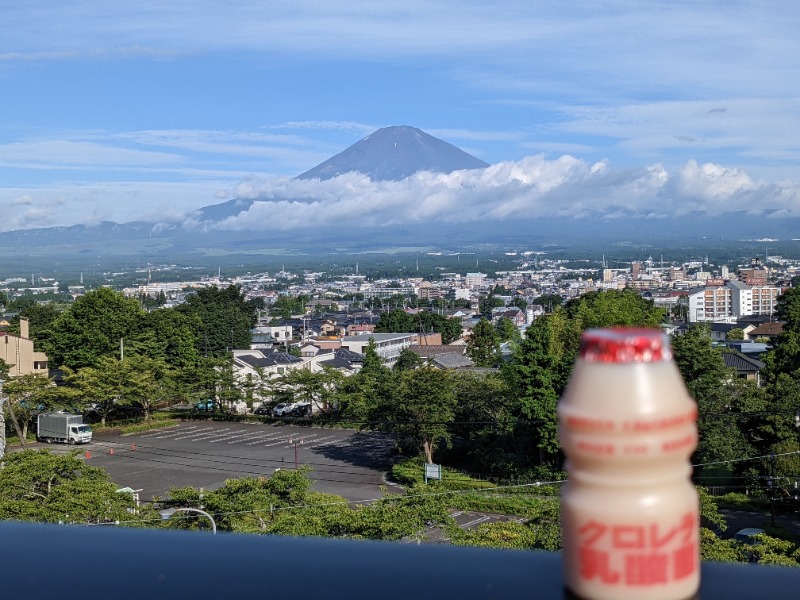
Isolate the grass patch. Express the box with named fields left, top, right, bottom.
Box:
left=391, top=457, right=563, bottom=519
left=713, top=492, right=769, bottom=512
left=391, top=457, right=494, bottom=490
left=120, top=419, right=180, bottom=435
left=447, top=490, right=560, bottom=519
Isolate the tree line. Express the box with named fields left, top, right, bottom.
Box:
left=1, top=285, right=261, bottom=440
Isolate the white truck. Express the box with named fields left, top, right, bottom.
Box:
left=37, top=413, right=93, bottom=445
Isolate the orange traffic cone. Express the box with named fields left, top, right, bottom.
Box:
left=109, top=447, right=115, bottom=456
left=85, top=450, right=91, bottom=459
left=131, top=443, right=136, bottom=451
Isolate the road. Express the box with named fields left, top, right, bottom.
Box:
left=719, top=508, right=800, bottom=541
left=39, top=420, right=400, bottom=503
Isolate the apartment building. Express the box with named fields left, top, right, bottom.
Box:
left=687, top=281, right=781, bottom=322
left=687, top=286, right=732, bottom=322
left=340, top=333, right=416, bottom=366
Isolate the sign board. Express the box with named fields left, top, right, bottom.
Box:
left=424, top=463, right=442, bottom=483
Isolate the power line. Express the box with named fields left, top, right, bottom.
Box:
left=692, top=449, right=800, bottom=468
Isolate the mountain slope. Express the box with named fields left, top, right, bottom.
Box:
left=296, top=125, right=489, bottom=181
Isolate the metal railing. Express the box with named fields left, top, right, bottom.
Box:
left=2, top=521, right=799, bottom=599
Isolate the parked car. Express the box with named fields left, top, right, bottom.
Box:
left=254, top=404, right=271, bottom=416
left=193, top=399, right=216, bottom=411
left=734, top=528, right=765, bottom=545
left=272, top=402, right=293, bottom=417
left=272, top=401, right=312, bottom=417
left=290, top=403, right=312, bottom=417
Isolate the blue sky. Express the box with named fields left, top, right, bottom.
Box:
left=1, top=1, right=799, bottom=232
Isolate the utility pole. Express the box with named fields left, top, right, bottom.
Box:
left=287, top=436, right=304, bottom=469
left=0, top=379, right=5, bottom=459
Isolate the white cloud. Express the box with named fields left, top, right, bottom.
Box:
left=195, top=156, right=800, bottom=233
left=557, top=98, right=800, bottom=163
left=0, top=140, right=183, bottom=169
left=1, top=154, right=797, bottom=233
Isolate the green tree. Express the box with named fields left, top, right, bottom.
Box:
left=11, top=302, right=61, bottom=345
left=44, top=288, right=144, bottom=370
left=186, top=354, right=242, bottom=410
left=3, top=373, right=56, bottom=440
left=531, top=294, right=563, bottom=312
left=374, top=308, right=414, bottom=333
left=510, top=297, right=528, bottom=311
left=0, top=360, right=28, bottom=448
left=0, top=449, right=139, bottom=524
left=382, top=367, right=457, bottom=463
left=129, top=308, right=200, bottom=370
left=494, top=316, right=521, bottom=342
left=466, top=318, right=500, bottom=367
left=479, top=294, right=505, bottom=316
left=337, top=340, right=393, bottom=421
left=176, top=285, right=260, bottom=357
left=765, top=287, right=800, bottom=378
left=271, top=367, right=343, bottom=413
left=134, top=354, right=179, bottom=420
left=393, top=347, right=424, bottom=371
left=420, top=312, right=463, bottom=344
left=671, top=324, right=729, bottom=401
left=726, top=327, right=745, bottom=341
left=504, top=308, right=579, bottom=463
left=450, top=371, right=512, bottom=448
left=67, top=355, right=153, bottom=425
left=374, top=309, right=462, bottom=344
left=271, top=295, right=309, bottom=319
left=564, top=288, right=664, bottom=329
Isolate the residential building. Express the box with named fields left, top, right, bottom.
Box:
left=739, top=267, right=768, bottom=286
left=687, top=286, right=732, bottom=322
left=340, top=333, right=416, bottom=366
left=252, top=325, right=293, bottom=343
left=747, top=322, right=783, bottom=342
left=0, top=318, right=48, bottom=377
left=465, top=273, right=485, bottom=289
left=722, top=351, right=765, bottom=386
left=726, top=280, right=780, bottom=319
left=347, top=323, right=375, bottom=336
left=232, top=348, right=308, bottom=380
left=416, top=282, right=443, bottom=300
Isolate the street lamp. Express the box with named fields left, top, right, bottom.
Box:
left=159, top=507, right=217, bottom=534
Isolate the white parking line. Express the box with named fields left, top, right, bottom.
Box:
left=304, top=435, right=339, bottom=447
left=243, top=433, right=288, bottom=445
left=167, top=427, right=220, bottom=440
left=263, top=436, right=305, bottom=447
left=461, top=516, right=491, bottom=528
left=138, top=426, right=203, bottom=438
left=205, top=432, right=261, bottom=444
left=174, top=430, right=233, bottom=441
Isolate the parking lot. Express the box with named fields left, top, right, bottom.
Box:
left=50, top=420, right=400, bottom=503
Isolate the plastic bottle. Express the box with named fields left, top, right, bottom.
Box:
left=559, top=328, right=699, bottom=600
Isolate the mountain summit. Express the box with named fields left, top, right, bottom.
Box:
left=296, top=125, right=489, bottom=181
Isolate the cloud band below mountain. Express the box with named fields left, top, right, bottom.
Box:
left=190, top=156, right=797, bottom=233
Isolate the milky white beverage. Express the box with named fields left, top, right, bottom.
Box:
left=559, top=328, right=699, bottom=600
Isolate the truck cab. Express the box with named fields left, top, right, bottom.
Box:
left=69, top=424, right=93, bottom=444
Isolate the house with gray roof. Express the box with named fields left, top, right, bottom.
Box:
left=722, top=351, right=766, bottom=386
